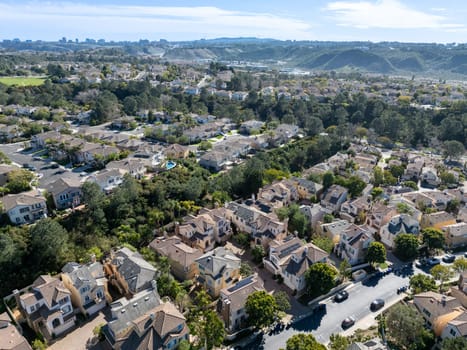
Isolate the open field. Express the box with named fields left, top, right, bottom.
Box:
left=0, top=76, right=46, bottom=86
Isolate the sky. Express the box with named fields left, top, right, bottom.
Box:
left=0, top=0, right=467, bottom=43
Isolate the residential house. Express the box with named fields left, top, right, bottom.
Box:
left=103, top=286, right=189, bottom=350
left=421, top=166, right=440, bottom=188
left=2, top=190, right=47, bottom=225
left=291, top=177, right=323, bottom=200
left=163, top=144, right=189, bottom=159
left=87, top=168, right=128, bottom=193
left=413, top=291, right=463, bottom=332
left=264, top=236, right=329, bottom=294
left=232, top=91, right=249, bottom=101
left=443, top=222, right=467, bottom=249
left=440, top=310, right=467, bottom=340
left=74, top=143, right=120, bottom=166
left=380, top=214, right=420, bottom=249
left=320, top=185, right=348, bottom=214
left=104, top=247, right=157, bottom=298
left=14, top=275, right=76, bottom=340
left=0, top=124, right=22, bottom=142
left=269, top=124, right=299, bottom=146
left=340, top=195, right=372, bottom=223
left=199, top=151, right=230, bottom=172
left=402, top=160, right=424, bottom=182
left=45, top=177, right=82, bottom=210
left=421, top=211, right=456, bottom=230
left=365, top=203, right=398, bottom=234
left=318, top=219, right=352, bottom=245
left=0, top=317, right=33, bottom=350
left=176, top=207, right=233, bottom=252
left=106, top=159, right=147, bottom=179
left=149, top=236, right=203, bottom=281
left=226, top=201, right=287, bottom=249
left=61, top=259, right=109, bottom=316
left=424, top=190, right=457, bottom=211
left=195, top=247, right=241, bottom=297
left=257, top=180, right=299, bottom=209
left=336, top=225, right=374, bottom=266
left=299, top=204, right=326, bottom=232
left=239, top=120, right=265, bottom=135
left=218, top=274, right=264, bottom=332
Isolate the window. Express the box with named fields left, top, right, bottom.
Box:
left=62, top=305, right=72, bottom=314
left=423, top=309, right=431, bottom=317
left=59, top=297, right=69, bottom=305
left=96, top=290, right=103, bottom=299
left=84, top=295, right=91, bottom=303
left=19, top=207, right=29, bottom=213
left=30, top=305, right=35, bottom=312
left=450, top=328, right=457, bottom=336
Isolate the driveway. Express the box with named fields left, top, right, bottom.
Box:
left=48, top=310, right=110, bottom=350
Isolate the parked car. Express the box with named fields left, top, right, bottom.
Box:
left=370, top=299, right=385, bottom=311
left=397, top=286, right=408, bottom=294
left=341, top=316, right=355, bottom=329
left=334, top=290, right=349, bottom=303
left=442, top=254, right=456, bottom=263
left=22, top=163, right=36, bottom=171
left=427, top=257, right=441, bottom=266
left=33, top=156, right=43, bottom=161
left=50, top=162, right=60, bottom=169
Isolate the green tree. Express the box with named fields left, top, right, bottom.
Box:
left=422, top=228, right=445, bottom=253
left=274, top=291, right=291, bottom=312
left=5, top=169, right=34, bottom=194
left=286, top=333, right=326, bottom=350
left=386, top=304, right=429, bottom=350
left=440, top=337, right=467, bottom=350
left=305, top=262, right=337, bottom=297
left=30, top=219, right=71, bottom=273
left=198, top=140, right=212, bottom=151
left=198, top=310, right=225, bottom=350
left=329, top=333, right=350, bottom=350
left=322, top=172, right=335, bottom=190
left=177, top=339, right=191, bottom=350
left=245, top=291, right=278, bottom=328
left=32, top=339, right=47, bottom=350
left=443, top=140, right=465, bottom=160
left=251, top=245, right=265, bottom=263
left=430, top=265, right=454, bottom=292
left=453, top=257, right=467, bottom=273
left=312, top=235, right=334, bottom=254
left=409, top=274, right=437, bottom=294
left=394, top=234, right=419, bottom=261
left=240, top=262, right=253, bottom=277
left=366, top=242, right=386, bottom=266
left=338, top=258, right=351, bottom=281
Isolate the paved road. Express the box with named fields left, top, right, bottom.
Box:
left=2, top=142, right=83, bottom=188
left=242, top=255, right=463, bottom=350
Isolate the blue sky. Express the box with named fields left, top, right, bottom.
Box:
left=0, top=0, right=466, bottom=43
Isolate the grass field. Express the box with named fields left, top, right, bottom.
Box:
left=0, top=76, right=46, bottom=86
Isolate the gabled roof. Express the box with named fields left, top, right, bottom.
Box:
left=62, top=261, right=105, bottom=289
left=45, top=177, right=82, bottom=196
left=20, top=275, right=71, bottom=309
left=195, top=247, right=240, bottom=278
left=149, top=237, right=203, bottom=268
left=387, top=214, right=420, bottom=235
left=2, top=191, right=45, bottom=212
left=112, top=248, right=157, bottom=294
left=0, top=319, right=33, bottom=350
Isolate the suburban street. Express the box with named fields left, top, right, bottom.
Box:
left=2, top=141, right=84, bottom=188
left=241, top=254, right=463, bottom=350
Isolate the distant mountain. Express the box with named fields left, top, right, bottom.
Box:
left=2, top=38, right=467, bottom=77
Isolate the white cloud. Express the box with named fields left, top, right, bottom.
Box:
left=324, top=0, right=463, bottom=29
left=0, top=2, right=313, bottom=41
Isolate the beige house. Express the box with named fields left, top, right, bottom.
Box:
left=365, top=203, right=398, bottom=233
left=413, top=291, right=463, bottom=331
left=380, top=214, right=420, bottom=249
left=45, top=177, right=83, bottom=210
left=443, top=222, right=467, bottom=249
left=257, top=180, right=299, bottom=209
left=2, top=190, right=47, bottom=225
left=164, top=144, right=189, bottom=159
left=195, top=247, right=241, bottom=298
left=149, top=236, right=203, bottom=281
left=15, top=275, right=76, bottom=340
left=320, top=185, right=348, bottom=214
left=61, top=260, right=110, bottom=316
left=336, top=224, right=374, bottom=266
left=264, top=236, right=329, bottom=294
left=421, top=211, right=456, bottom=230
left=0, top=316, right=33, bottom=350
left=218, top=274, right=264, bottom=332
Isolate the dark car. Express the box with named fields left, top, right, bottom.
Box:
left=334, top=290, right=349, bottom=302
left=442, top=254, right=456, bottom=263
left=341, top=316, right=355, bottom=329
left=22, top=163, right=36, bottom=171
left=427, top=257, right=441, bottom=266
left=370, top=299, right=385, bottom=311
left=54, top=170, right=66, bottom=175
left=50, top=163, right=60, bottom=169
